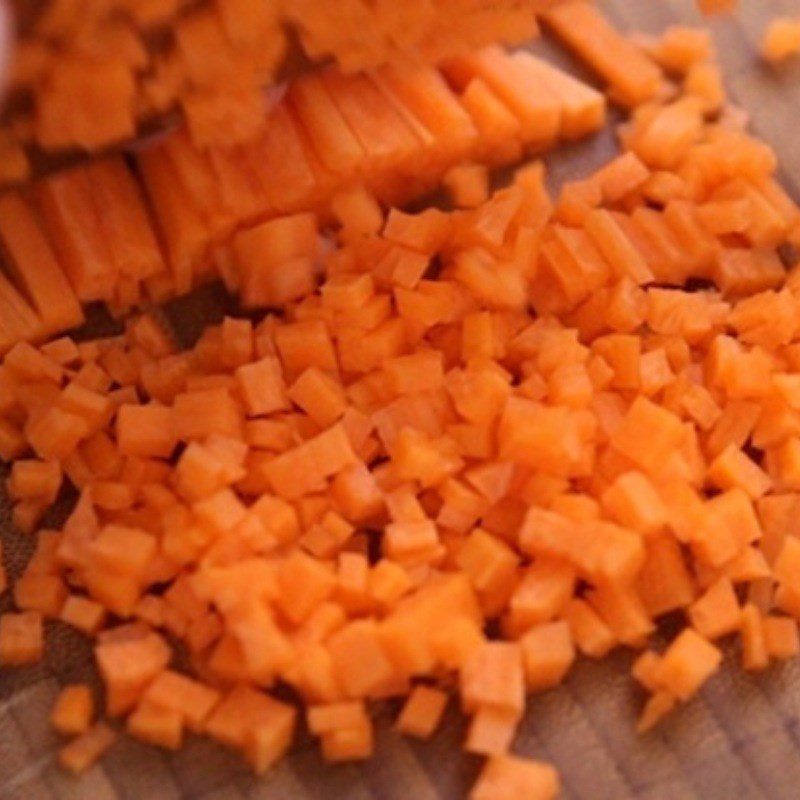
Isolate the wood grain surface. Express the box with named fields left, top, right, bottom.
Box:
left=4, top=1, right=800, bottom=798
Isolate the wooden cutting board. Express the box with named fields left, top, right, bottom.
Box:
left=3, top=1, right=800, bottom=798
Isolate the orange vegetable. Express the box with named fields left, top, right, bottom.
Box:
left=396, top=685, right=449, bottom=738
left=657, top=628, right=721, bottom=700
left=0, top=611, right=44, bottom=665
left=51, top=684, right=94, bottom=735
left=58, top=722, right=118, bottom=774
left=471, top=755, right=560, bottom=800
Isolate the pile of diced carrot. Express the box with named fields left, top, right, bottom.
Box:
left=3, top=1, right=800, bottom=797
left=0, top=0, right=562, bottom=183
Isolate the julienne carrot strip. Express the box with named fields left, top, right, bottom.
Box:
left=2, top=6, right=800, bottom=798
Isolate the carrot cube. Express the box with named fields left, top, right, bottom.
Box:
left=707, top=444, right=772, bottom=499
left=60, top=594, right=107, bottom=635
left=519, top=620, right=575, bottom=692
left=396, top=685, right=448, bottom=739
left=51, top=684, right=94, bottom=735
left=116, top=403, right=176, bottom=458
left=319, top=716, right=373, bottom=763
left=460, top=641, right=524, bottom=715
left=127, top=701, right=184, bottom=750
left=0, top=611, right=44, bottom=665
left=14, top=573, right=68, bottom=617
left=327, top=620, right=395, bottom=699
left=276, top=551, right=336, bottom=624
left=471, top=755, right=560, bottom=800
left=687, top=577, right=740, bottom=640
left=601, top=470, right=667, bottom=535
left=763, top=616, right=800, bottom=660
left=773, top=534, right=800, bottom=595
left=288, top=367, right=347, bottom=427
left=658, top=628, right=721, bottom=700
left=464, top=704, right=519, bottom=756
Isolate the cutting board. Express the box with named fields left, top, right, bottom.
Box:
left=3, top=1, right=800, bottom=798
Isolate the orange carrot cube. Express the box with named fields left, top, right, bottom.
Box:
left=51, top=684, right=94, bottom=735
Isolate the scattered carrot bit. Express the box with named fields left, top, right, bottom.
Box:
left=762, top=18, right=800, bottom=64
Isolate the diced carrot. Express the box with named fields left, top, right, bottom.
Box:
left=396, top=685, right=448, bottom=739
left=51, top=684, right=94, bottom=735
left=519, top=620, right=575, bottom=692
left=657, top=628, right=721, bottom=700
left=543, top=1, right=661, bottom=106
left=127, top=700, right=184, bottom=750
left=471, top=755, right=560, bottom=800
left=0, top=611, right=44, bottom=665
left=60, top=595, right=107, bottom=635
left=688, top=578, right=740, bottom=640
left=116, top=402, right=176, bottom=458
left=464, top=704, right=519, bottom=756
left=763, top=615, right=800, bottom=660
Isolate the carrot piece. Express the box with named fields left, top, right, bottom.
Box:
left=520, top=620, right=575, bottom=692
left=86, top=156, right=165, bottom=280
left=0, top=193, right=84, bottom=335
left=94, top=630, right=171, bottom=716
left=773, top=536, right=800, bottom=595
left=740, top=603, right=769, bottom=671
left=235, top=356, right=290, bottom=418
left=0, top=611, right=44, bottom=665
left=460, top=640, right=524, bottom=716
left=460, top=78, right=523, bottom=167
left=471, top=755, right=560, bottom=800
left=126, top=700, right=183, bottom=750
left=707, top=444, right=772, bottom=499
left=274, top=323, right=338, bottom=382
left=115, top=402, right=176, bottom=458
left=688, top=577, right=740, bottom=640
left=319, top=69, right=422, bottom=189
left=465, top=704, right=519, bottom=756
left=658, top=628, right=721, bottom=700
left=58, top=722, right=118, bottom=774
left=319, top=715, right=374, bottom=763
left=762, top=17, right=800, bottom=63
left=327, top=619, right=395, bottom=698
left=396, top=685, right=448, bottom=739
left=60, top=595, right=107, bottom=635
left=763, top=616, right=800, bottom=660
left=444, top=163, right=490, bottom=209
left=51, top=684, right=94, bottom=735
left=137, top=146, right=209, bottom=295
left=543, top=2, right=661, bottom=106
left=636, top=690, right=678, bottom=734
left=514, top=53, right=606, bottom=142
left=36, top=166, right=117, bottom=302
